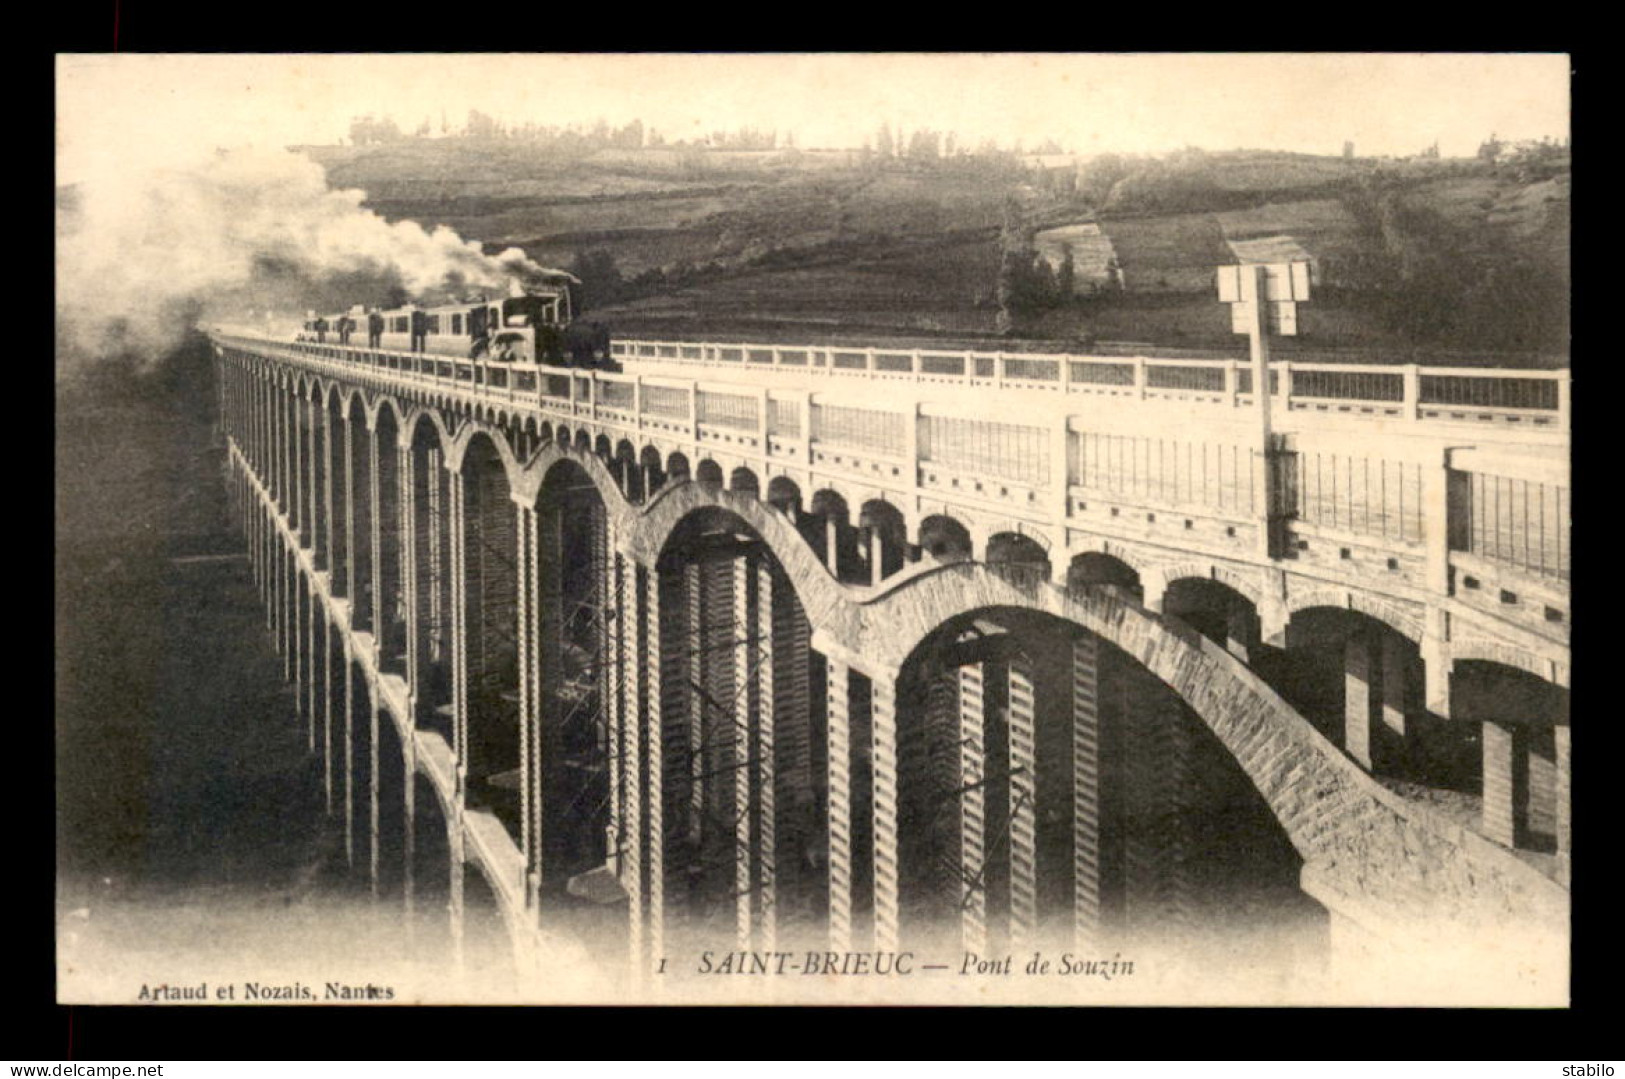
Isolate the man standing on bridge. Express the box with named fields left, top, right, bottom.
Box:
left=410, top=309, right=426, bottom=353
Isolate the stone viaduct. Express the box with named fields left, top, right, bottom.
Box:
left=209, top=329, right=1570, bottom=987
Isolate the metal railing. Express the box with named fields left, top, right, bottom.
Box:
left=609, top=337, right=1568, bottom=428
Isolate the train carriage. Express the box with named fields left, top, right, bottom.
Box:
left=298, top=266, right=617, bottom=370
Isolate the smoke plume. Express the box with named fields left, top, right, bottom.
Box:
left=56, top=147, right=544, bottom=380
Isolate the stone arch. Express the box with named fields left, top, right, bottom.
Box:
left=1275, top=602, right=1436, bottom=774
left=1449, top=639, right=1566, bottom=688
left=644, top=499, right=824, bottom=937
left=809, top=488, right=850, bottom=525
left=594, top=433, right=613, bottom=462
left=887, top=602, right=1314, bottom=947
left=446, top=419, right=525, bottom=495
left=512, top=440, right=635, bottom=519
left=1287, top=588, right=1424, bottom=645
left=665, top=451, right=691, bottom=485
left=825, top=563, right=1564, bottom=933
left=336, top=383, right=369, bottom=422
left=405, top=408, right=456, bottom=739
left=372, top=394, right=410, bottom=438
left=320, top=379, right=347, bottom=413
left=1158, top=575, right=1263, bottom=664
left=372, top=401, right=406, bottom=677
left=859, top=498, right=911, bottom=583
left=1450, top=657, right=1569, bottom=721
left=360, top=393, right=391, bottom=432
left=459, top=429, right=523, bottom=846
left=532, top=455, right=617, bottom=889
left=985, top=531, right=1053, bottom=587
left=1066, top=550, right=1144, bottom=602
left=695, top=459, right=724, bottom=490
left=398, top=404, right=456, bottom=456
left=917, top=514, right=973, bottom=562
left=1145, top=560, right=1263, bottom=609
left=613, top=439, right=642, bottom=501
left=765, top=475, right=802, bottom=518
left=807, top=488, right=856, bottom=581
left=638, top=443, right=664, bottom=470
left=629, top=482, right=845, bottom=631
left=729, top=466, right=760, bottom=498
left=1068, top=534, right=1157, bottom=578
left=971, top=520, right=1050, bottom=558
left=572, top=429, right=591, bottom=455
left=860, top=499, right=908, bottom=543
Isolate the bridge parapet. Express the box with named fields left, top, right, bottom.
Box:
left=611, top=337, right=1569, bottom=434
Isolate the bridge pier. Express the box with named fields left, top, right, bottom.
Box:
left=825, top=655, right=853, bottom=952
left=617, top=553, right=645, bottom=984
left=342, top=643, right=357, bottom=868
left=302, top=582, right=320, bottom=728
left=640, top=560, right=666, bottom=980
left=323, top=614, right=338, bottom=815
left=1071, top=634, right=1103, bottom=951
left=957, top=659, right=987, bottom=954
left=1344, top=629, right=1376, bottom=769
left=1481, top=719, right=1565, bottom=853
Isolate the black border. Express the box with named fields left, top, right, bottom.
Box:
left=41, top=42, right=1602, bottom=1059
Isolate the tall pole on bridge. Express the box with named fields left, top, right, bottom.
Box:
left=1219, top=260, right=1310, bottom=561
left=1247, top=264, right=1274, bottom=561
left=1248, top=264, right=1274, bottom=559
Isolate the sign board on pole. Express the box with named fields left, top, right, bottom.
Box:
left=1217, top=261, right=1312, bottom=302
left=1230, top=302, right=1253, bottom=335
left=1219, top=260, right=1310, bottom=336
left=1267, top=301, right=1299, bottom=336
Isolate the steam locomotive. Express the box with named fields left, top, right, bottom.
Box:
left=298, top=268, right=618, bottom=370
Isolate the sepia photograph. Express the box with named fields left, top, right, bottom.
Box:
left=54, top=52, right=1572, bottom=1008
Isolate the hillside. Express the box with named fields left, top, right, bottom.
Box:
left=290, top=140, right=1570, bottom=364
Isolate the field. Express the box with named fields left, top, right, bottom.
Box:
left=293, top=140, right=1569, bottom=362
left=597, top=235, right=1004, bottom=340
left=1101, top=212, right=1232, bottom=292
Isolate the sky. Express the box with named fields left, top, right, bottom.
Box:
left=57, top=53, right=1570, bottom=184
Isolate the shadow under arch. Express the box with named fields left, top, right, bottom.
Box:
left=1448, top=659, right=1570, bottom=855
left=645, top=499, right=827, bottom=945
left=885, top=602, right=1316, bottom=953
left=918, top=513, right=973, bottom=562
left=458, top=428, right=523, bottom=846
left=531, top=455, right=618, bottom=895
left=1066, top=550, right=1144, bottom=603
